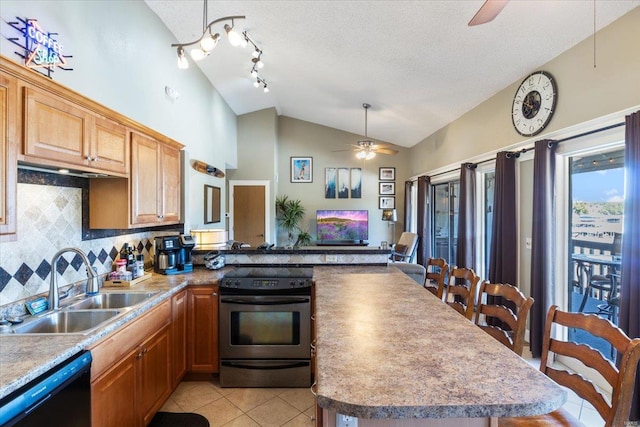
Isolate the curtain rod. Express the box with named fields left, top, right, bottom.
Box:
left=424, top=121, right=625, bottom=180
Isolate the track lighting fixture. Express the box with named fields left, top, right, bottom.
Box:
left=254, top=77, right=269, bottom=93
left=171, top=0, right=269, bottom=92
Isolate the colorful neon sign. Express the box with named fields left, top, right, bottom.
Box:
left=24, top=19, right=67, bottom=69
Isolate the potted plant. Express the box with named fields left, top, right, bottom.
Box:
left=275, top=195, right=312, bottom=248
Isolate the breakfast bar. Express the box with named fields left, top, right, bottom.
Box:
left=313, top=266, right=566, bottom=426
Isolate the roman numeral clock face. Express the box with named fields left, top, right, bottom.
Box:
left=512, top=71, right=557, bottom=137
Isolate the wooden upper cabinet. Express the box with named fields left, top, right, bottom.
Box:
left=131, top=132, right=181, bottom=226
left=23, top=86, right=91, bottom=165
left=23, top=85, right=129, bottom=176
left=0, top=72, right=17, bottom=241
left=92, top=115, right=129, bottom=174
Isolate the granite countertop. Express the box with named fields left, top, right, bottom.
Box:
left=313, top=266, right=566, bottom=420
left=194, top=246, right=391, bottom=255
left=0, top=268, right=225, bottom=399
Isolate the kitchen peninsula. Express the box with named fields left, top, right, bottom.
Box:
left=313, top=266, right=566, bottom=426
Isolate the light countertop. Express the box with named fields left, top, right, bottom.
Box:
left=313, top=265, right=566, bottom=419
left=0, top=268, right=224, bottom=399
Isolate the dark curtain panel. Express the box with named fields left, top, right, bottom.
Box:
left=619, top=110, right=640, bottom=420
left=404, top=180, right=412, bottom=232
left=488, top=152, right=518, bottom=284
left=487, top=152, right=518, bottom=327
left=416, top=176, right=431, bottom=266
left=456, top=164, right=476, bottom=269
left=529, top=140, right=557, bottom=358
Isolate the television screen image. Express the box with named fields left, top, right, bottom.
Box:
left=316, top=210, right=368, bottom=242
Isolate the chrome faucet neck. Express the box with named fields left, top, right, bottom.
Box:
left=48, top=248, right=98, bottom=311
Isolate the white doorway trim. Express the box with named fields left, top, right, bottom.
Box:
left=228, top=180, right=271, bottom=243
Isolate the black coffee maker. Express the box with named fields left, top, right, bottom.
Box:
left=154, top=235, right=195, bottom=275
left=177, top=234, right=195, bottom=273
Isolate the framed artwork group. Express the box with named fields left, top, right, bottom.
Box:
left=325, top=167, right=361, bottom=199
left=378, top=167, right=396, bottom=209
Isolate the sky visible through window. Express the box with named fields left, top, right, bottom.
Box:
left=572, top=168, right=624, bottom=203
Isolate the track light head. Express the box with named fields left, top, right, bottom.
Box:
left=225, top=23, right=243, bottom=46
left=200, top=32, right=220, bottom=52
left=176, top=47, right=189, bottom=69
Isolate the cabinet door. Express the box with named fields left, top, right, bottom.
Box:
left=172, top=289, right=187, bottom=387
left=0, top=73, right=17, bottom=240
left=140, top=325, right=172, bottom=426
left=187, top=286, right=219, bottom=373
left=93, top=115, right=129, bottom=175
left=160, top=143, right=181, bottom=223
left=91, top=348, right=139, bottom=427
left=23, top=86, right=91, bottom=165
left=131, top=132, right=159, bottom=225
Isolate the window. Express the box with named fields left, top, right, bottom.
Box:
left=432, top=181, right=459, bottom=264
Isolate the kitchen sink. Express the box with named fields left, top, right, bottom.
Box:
left=67, top=292, right=158, bottom=310
left=12, top=310, right=121, bottom=334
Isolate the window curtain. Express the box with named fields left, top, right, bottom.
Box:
left=487, top=152, right=518, bottom=326
left=488, top=152, right=518, bottom=284
left=619, top=110, right=640, bottom=420
left=456, top=163, right=476, bottom=270
left=416, top=175, right=431, bottom=266
left=529, top=140, right=557, bottom=358
left=404, top=180, right=412, bottom=232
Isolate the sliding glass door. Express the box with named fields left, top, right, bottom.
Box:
left=432, top=181, right=459, bottom=265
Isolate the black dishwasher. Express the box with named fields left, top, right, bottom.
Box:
left=0, top=350, right=92, bottom=427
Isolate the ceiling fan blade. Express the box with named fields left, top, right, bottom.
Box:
left=468, top=0, right=509, bottom=26
left=371, top=143, right=393, bottom=149
left=374, top=148, right=399, bottom=155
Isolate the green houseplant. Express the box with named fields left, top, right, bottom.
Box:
left=275, top=195, right=312, bottom=248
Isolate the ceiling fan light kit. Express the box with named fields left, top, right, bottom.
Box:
left=172, top=0, right=268, bottom=92
left=348, top=103, right=398, bottom=160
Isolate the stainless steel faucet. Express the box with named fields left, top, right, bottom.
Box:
left=49, top=248, right=99, bottom=310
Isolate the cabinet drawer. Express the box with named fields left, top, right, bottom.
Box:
left=89, top=299, right=170, bottom=380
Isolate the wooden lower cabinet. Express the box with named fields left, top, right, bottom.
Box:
left=89, top=300, right=171, bottom=427
left=171, top=289, right=187, bottom=387
left=187, top=285, right=219, bottom=374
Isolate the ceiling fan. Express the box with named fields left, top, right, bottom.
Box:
left=340, top=103, right=398, bottom=160
left=468, top=0, right=510, bottom=26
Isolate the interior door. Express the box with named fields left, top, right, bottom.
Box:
left=233, top=185, right=266, bottom=247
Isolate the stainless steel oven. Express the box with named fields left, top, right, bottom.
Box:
left=219, top=266, right=312, bottom=388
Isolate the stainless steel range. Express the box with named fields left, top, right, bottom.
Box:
left=218, top=266, right=313, bottom=388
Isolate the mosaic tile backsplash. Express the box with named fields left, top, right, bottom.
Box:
left=0, top=183, right=161, bottom=307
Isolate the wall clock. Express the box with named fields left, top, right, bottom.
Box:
left=511, top=71, right=557, bottom=137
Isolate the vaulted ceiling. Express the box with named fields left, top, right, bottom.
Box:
left=145, top=1, right=639, bottom=148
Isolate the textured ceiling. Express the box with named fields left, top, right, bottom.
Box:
left=144, top=0, right=639, bottom=148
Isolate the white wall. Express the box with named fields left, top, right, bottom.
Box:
left=0, top=0, right=237, bottom=230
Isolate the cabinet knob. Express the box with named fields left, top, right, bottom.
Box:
left=212, top=292, right=218, bottom=297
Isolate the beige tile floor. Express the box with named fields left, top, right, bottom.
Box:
left=159, top=379, right=316, bottom=427
left=161, top=348, right=607, bottom=427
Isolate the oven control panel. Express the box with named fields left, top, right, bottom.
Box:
left=220, top=277, right=312, bottom=290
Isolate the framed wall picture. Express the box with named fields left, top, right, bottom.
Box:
left=204, top=185, right=221, bottom=223
left=379, top=167, right=395, bottom=181
left=337, top=168, right=349, bottom=199
left=350, top=168, right=362, bottom=198
left=379, top=181, right=395, bottom=195
left=325, top=168, right=336, bottom=198
left=379, top=196, right=395, bottom=209
left=291, top=157, right=312, bottom=182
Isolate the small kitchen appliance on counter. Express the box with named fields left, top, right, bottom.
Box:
left=154, top=234, right=195, bottom=275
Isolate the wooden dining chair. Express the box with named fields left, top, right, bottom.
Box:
left=474, top=281, right=534, bottom=356
left=499, top=306, right=640, bottom=427
left=443, top=266, right=479, bottom=320
left=424, top=257, right=448, bottom=299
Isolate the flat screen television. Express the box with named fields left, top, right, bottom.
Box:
left=316, top=210, right=368, bottom=243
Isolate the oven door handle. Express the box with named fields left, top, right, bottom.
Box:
left=220, top=296, right=310, bottom=305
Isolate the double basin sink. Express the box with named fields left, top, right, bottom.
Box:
left=11, top=292, right=159, bottom=335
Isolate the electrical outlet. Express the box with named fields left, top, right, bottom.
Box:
left=326, top=254, right=338, bottom=262
left=336, top=413, right=358, bottom=427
